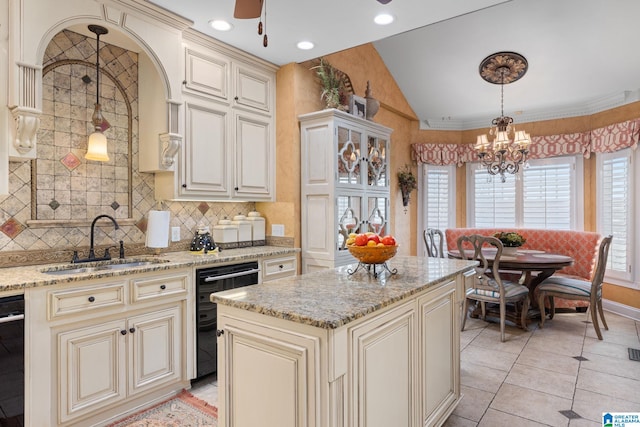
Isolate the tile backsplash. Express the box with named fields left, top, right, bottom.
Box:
left=0, top=29, right=258, bottom=266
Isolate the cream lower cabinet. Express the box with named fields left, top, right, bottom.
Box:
left=260, top=254, right=298, bottom=282
left=58, top=306, right=182, bottom=423
left=26, top=270, right=191, bottom=427
left=418, top=280, right=460, bottom=426
left=216, top=275, right=463, bottom=427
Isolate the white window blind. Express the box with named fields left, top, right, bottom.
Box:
left=598, top=151, right=631, bottom=277
left=472, top=168, right=516, bottom=227
left=468, top=156, right=580, bottom=229
left=425, top=168, right=451, bottom=230
left=523, top=163, right=572, bottom=229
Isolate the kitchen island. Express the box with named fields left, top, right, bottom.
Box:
left=211, top=256, right=477, bottom=427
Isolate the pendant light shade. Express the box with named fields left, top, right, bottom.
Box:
left=86, top=129, right=109, bottom=161
left=85, top=24, right=110, bottom=162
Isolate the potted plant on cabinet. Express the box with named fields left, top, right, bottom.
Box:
left=311, top=58, right=352, bottom=111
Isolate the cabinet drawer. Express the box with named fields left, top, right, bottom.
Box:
left=131, top=273, right=188, bottom=303
left=262, top=256, right=297, bottom=282
left=48, top=282, right=126, bottom=320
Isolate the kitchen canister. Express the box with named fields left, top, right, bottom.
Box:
left=247, top=211, right=266, bottom=246
left=212, top=219, right=239, bottom=250
left=231, top=215, right=252, bottom=248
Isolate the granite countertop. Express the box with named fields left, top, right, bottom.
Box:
left=211, top=256, right=477, bottom=329
left=0, top=246, right=299, bottom=294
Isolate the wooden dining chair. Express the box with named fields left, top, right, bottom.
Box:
left=457, top=234, right=530, bottom=342
left=423, top=228, right=444, bottom=258
left=537, top=235, right=613, bottom=340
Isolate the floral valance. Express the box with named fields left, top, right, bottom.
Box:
left=412, top=118, right=640, bottom=165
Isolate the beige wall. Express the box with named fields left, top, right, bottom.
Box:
left=273, top=42, right=640, bottom=310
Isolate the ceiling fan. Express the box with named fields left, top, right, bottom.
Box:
left=233, top=0, right=391, bottom=19
left=233, top=0, right=392, bottom=46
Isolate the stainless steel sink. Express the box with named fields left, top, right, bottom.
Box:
left=41, top=259, right=169, bottom=275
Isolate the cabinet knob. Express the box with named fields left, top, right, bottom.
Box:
left=234, top=187, right=239, bottom=191
left=88, top=296, right=95, bottom=303
left=278, top=264, right=284, bottom=269
left=216, top=329, right=224, bottom=337
left=120, top=330, right=127, bottom=335
left=182, top=184, right=187, bottom=188
left=129, top=327, right=136, bottom=333
left=234, top=96, right=239, bottom=101
left=160, top=284, right=166, bottom=290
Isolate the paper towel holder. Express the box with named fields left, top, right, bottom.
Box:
left=146, top=209, right=171, bottom=256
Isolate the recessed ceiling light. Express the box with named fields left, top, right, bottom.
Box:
left=297, top=41, right=314, bottom=50
left=374, top=13, right=394, bottom=25
left=209, top=20, right=233, bottom=31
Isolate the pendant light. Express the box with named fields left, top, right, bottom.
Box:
left=85, top=24, right=110, bottom=162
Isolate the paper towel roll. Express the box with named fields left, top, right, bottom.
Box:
left=146, top=210, right=170, bottom=248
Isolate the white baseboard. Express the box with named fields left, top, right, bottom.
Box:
left=603, top=299, right=640, bottom=321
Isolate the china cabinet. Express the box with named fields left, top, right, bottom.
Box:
left=299, top=109, right=392, bottom=272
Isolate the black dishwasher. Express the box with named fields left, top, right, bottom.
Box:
left=0, top=295, right=24, bottom=425
left=195, top=261, right=260, bottom=379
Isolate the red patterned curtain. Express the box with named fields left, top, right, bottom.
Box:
left=590, top=118, right=640, bottom=155
left=413, top=118, right=640, bottom=165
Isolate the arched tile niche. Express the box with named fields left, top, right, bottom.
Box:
left=32, top=28, right=135, bottom=224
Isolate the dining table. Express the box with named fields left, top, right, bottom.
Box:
left=447, top=247, right=574, bottom=324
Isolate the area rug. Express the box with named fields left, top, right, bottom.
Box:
left=107, top=390, right=218, bottom=427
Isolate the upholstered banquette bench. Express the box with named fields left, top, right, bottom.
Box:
left=445, top=228, right=602, bottom=310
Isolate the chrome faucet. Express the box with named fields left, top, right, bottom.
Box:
left=73, top=214, right=123, bottom=263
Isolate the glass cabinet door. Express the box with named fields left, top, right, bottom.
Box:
left=337, top=125, right=363, bottom=185
left=337, top=195, right=362, bottom=250
left=366, top=135, right=388, bottom=188
left=364, top=196, right=389, bottom=236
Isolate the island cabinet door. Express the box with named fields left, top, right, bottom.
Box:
left=217, top=313, right=320, bottom=427
left=348, top=301, right=416, bottom=427
left=417, top=280, right=460, bottom=427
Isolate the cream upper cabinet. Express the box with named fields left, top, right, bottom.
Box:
left=299, top=109, right=393, bottom=273
left=234, top=110, right=273, bottom=199
left=154, top=36, right=276, bottom=201
left=184, top=48, right=230, bottom=101
left=175, top=99, right=231, bottom=199
left=232, top=62, right=273, bottom=114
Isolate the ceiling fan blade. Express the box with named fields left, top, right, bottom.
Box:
left=377, top=0, right=392, bottom=3
left=234, top=0, right=264, bottom=19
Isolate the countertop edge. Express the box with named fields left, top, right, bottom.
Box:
left=0, top=246, right=300, bottom=294
left=212, top=257, right=477, bottom=330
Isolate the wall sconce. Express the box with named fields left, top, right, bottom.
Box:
left=85, top=24, right=111, bottom=162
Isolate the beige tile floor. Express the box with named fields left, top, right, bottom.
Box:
left=447, top=310, right=640, bottom=427
left=191, top=310, right=640, bottom=427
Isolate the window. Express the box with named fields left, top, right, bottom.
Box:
left=467, top=156, right=583, bottom=229
left=419, top=164, right=455, bottom=253
left=597, top=149, right=634, bottom=285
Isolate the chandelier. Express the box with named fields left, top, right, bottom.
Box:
left=475, top=52, right=531, bottom=182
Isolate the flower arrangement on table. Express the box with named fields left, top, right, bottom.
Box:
left=493, top=231, right=526, bottom=247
